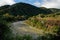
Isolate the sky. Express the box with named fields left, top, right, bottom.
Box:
left=0, top=0, right=60, bottom=8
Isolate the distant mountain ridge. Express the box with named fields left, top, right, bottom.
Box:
left=0, top=2, right=60, bottom=16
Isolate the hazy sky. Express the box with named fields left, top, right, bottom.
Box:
left=0, top=0, right=60, bottom=8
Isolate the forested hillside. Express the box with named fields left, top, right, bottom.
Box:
left=0, top=2, right=60, bottom=18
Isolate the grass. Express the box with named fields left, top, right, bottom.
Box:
left=4, top=33, right=59, bottom=40
left=25, top=14, right=60, bottom=34
left=1, top=13, right=60, bottom=40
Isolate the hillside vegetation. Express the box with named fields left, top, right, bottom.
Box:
left=0, top=2, right=60, bottom=40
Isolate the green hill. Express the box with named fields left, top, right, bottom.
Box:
left=0, top=2, right=60, bottom=16
left=0, top=2, right=60, bottom=21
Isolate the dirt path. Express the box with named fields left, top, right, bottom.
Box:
left=10, top=21, right=44, bottom=38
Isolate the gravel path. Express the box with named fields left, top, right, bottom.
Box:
left=10, top=21, right=44, bottom=38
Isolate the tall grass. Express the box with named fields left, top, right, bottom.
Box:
left=25, top=15, right=60, bottom=35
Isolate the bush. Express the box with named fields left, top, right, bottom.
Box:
left=0, top=23, right=12, bottom=40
